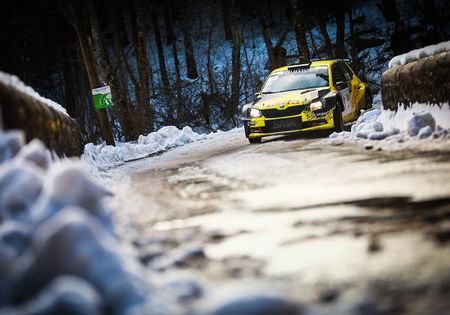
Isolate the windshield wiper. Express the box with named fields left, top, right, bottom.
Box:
left=261, top=91, right=278, bottom=94
left=264, top=88, right=304, bottom=94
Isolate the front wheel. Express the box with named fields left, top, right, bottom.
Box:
left=248, top=137, right=262, bottom=144
left=244, top=123, right=262, bottom=144
left=333, top=102, right=344, bottom=132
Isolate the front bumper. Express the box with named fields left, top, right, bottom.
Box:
left=245, top=108, right=335, bottom=138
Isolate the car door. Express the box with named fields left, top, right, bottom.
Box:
left=331, top=63, right=352, bottom=121
left=341, top=63, right=365, bottom=118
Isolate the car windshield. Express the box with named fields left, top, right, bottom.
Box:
left=261, top=67, right=329, bottom=94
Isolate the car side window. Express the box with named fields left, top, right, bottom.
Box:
left=332, top=64, right=346, bottom=85
left=341, top=63, right=354, bottom=81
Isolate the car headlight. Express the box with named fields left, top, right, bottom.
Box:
left=250, top=108, right=262, bottom=118
left=310, top=101, right=323, bottom=111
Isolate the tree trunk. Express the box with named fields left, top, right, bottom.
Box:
left=163, top=0, right=176, bottom=45
left=317, top=15, right=334, bottom=58
left=151, top=8, right=170, bottom=92
left=335, top=0, right=346, bottom=58
left=180, top=7, right=199, bottom=79
left=87, top=0, right=137, bottom=141
left=133, top=0, right=155, bottom=133
left=291, top=0, right=310, bottom=63
left=204, top=6, right=217, bottom=126
left=222, top=0, right=232, bottom=41
left=260, top=18, right=275, bottom=69
left=172, top=40, right=181, bottom=83
left=260, top=18, right=288, bottom=71
left=110, top=0, right=142, bottom=138
left=377, top=0, right=399, bottom=22
left=347, top=7, right=364, bottom=80
left=229, top=0, right=241, bottom=121
left=68, top=0, right=115, bottom=145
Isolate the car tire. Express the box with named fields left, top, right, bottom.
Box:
left=333, top=101, right=345, bottom=132
left=244, top=123, right=262, bottom=144
left=248, top=137, right=262, bottom=144
left=244, top=123, right=250, bottom=137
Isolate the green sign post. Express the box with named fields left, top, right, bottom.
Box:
left=92, top=86, right=113, bottom=110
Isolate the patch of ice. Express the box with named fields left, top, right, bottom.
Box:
left=0, top=71, right=68, bottom=116
left=388, top=41, right=450, bottom=69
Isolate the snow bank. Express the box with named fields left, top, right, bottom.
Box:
left=328, top=103, right=450, bottom=150
left=0, top=71, right=68, bottom=116
left=388, top=41, right=450, bottom=69
left=0, top=130, right=153, bottom=315
left=83, top=126, right=208, bottom=169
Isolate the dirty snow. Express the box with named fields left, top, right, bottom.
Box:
left=327, top=103, right=450, bottom=150
left=388, top=40, right=450, bottom=69
left=83, top=126, right=214, bottom=170
left=0, top=71, right=68, bottom=116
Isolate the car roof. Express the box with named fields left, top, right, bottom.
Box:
left=271, top=59, right=342, bottom=74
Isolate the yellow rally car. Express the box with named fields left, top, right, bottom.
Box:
left=241, top=59, right=372, bottom=144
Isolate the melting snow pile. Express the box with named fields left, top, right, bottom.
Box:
left=83, top=126, right=208, bottom=170
left=328, top=103, right=450, bottom=150
left=0, top=71, right=68, bottom=116
left=388, top=40, right=450, bottom=69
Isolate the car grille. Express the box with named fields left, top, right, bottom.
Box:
left=261, top=105, right=305, bottom=118
left=265, top=118, right=302, bottom=133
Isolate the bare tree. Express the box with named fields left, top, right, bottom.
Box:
left=222, top=0, right=233, bottom=40
left=335, top=0, right=347, bottom=58
left=132, top=0, right=155, bottom=133
left=228, top=0, right=241, bottom=121
left=179, top=4, right=199, bottom=79
left=317, top=15, right=334, bottom=58
left=291, top=0, right=310, bottom=62
left=163, top=0, right=176, bottom=45
left=59, top=0, right=115, bottom=145
left=87, top=0, right=142, bottom=141
left=151, top=6, right=170, bottom=92
left=260, top=18, right=288, bottom=71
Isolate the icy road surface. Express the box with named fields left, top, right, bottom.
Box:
left=106, top=128, right=450, bottom=311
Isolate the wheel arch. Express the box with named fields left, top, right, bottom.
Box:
left=324, top=92, right=344, bottom=112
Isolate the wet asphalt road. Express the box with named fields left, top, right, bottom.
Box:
left=107, top=128, right=450, bottom=314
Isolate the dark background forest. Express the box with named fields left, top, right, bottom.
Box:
left=0, top=0, right=449, bottom=145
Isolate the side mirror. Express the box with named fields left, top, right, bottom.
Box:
left=255, top=92, right=262, bottom=98
left=335, top=81, right=346, bottom=90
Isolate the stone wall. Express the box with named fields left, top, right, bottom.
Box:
left=381, top=51, right=450, bottom=110
left=0, top=80, right=83, bottom=157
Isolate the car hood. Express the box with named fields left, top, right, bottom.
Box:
left=253, top=87, right=330, bottom=110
